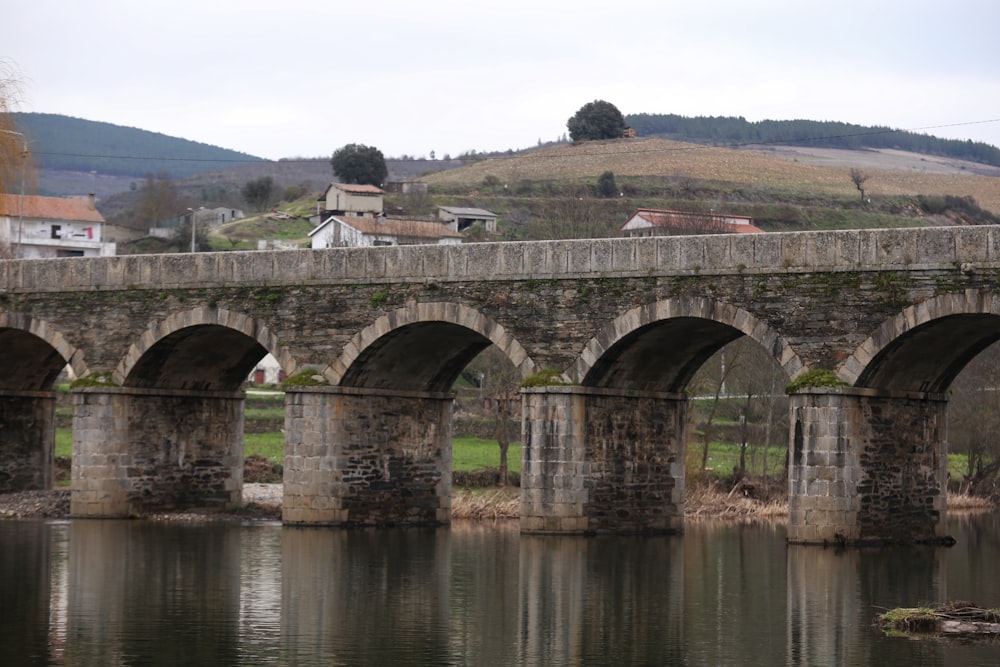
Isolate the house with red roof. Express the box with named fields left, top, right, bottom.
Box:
left=0, top=193, right=116, bottom=258
left=309, top=214, right=462, bottom=248
left=619, top=208, right=763, bottom=237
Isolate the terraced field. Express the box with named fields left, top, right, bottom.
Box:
left=424, top=138, right=1000, bottom=214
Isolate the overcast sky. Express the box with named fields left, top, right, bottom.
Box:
left=7, top=0, right=1000, bottom=161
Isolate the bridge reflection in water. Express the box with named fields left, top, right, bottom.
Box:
left=3, top=516, right=999, bottom=665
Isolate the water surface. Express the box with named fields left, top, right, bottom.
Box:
left=2, top=515, right=998, bottom=665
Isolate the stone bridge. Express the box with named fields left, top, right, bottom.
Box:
left=3, top=226, right=999, bottom=544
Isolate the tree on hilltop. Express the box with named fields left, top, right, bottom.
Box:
left=331, top=143, right=387, bottom=186
left=567, top=100, right=626, bottom=142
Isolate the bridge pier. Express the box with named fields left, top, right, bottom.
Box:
left=282, top=386, right=453, bottom=526
left=0, top=390, right=55, bottom=491
left=70, top=387, right=244, bottom=517
left=788, top=388, right=949, bottom=545
left=520, top=386, right=687, bottom=535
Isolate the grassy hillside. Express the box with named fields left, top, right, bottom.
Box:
left=422, top=138, right=1000, bottom=216
left=148, top=135, right=1000, bottom=252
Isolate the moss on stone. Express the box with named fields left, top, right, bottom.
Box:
left=280, top=370, right=330, bottom=388
left=785, top=369, right=848, bottom=393
left=520, top=368, right=573, bottom=387
left=70, top=372, right=119, bottom=388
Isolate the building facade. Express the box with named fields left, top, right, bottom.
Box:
left=0, top=193, right=115, bottom=258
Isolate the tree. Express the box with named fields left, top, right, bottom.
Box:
left=465, top=346, right=521, bottom=486
left=849, top=168, right=871, bottom=202
left=1, top=59, right=32, bottom=258
left=135, top=172, right=179, bottom=227
left=947, top=341, right=1000, bottom=495
left=242, top=176, right=275, bottom=212
left=596, top=171, right=617, bottom=198
left=331, top=143, right=387, bottom=186
left=567, top=100, right=626, bottom=142
left=175, top=217, right=211, bottom=253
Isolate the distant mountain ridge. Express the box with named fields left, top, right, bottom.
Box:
left=626, top=113, right=1000, bottom=168
left=11, top=112, right=264, bottom=180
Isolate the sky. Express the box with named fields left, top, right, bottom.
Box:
left=6, top=0, right=1000, bottom=161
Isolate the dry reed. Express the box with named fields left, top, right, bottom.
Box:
left=451, top=488, right=520, bottom=520
left=447, top=484, right=994, bottom=521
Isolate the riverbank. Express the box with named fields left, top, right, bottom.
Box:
left=1, top=484, right=993, bottom=522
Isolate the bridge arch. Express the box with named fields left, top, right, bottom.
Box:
left=0, top=311, right=86, bottom=389
left=564, top=296, right=804, bottom=392
left=842, top=290, right=1000, bottom=393
left=328, top=301, right=535, bottom=392
left=114, top=306, right=296, bottom=391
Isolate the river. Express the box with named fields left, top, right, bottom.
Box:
left=2, top=514, right=998, bottom=666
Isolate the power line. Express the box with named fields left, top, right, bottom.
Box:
left=27, top=117, right=1000, bottom=165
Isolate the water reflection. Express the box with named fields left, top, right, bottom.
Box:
left=280, top=526, right=455, bottom=664
left=1, top=515, right=998, bottom=666
left=518, top=533, right=684, bottom=665
left=65, top=521, right=246, bottom=666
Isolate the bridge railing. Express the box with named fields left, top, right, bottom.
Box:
left=1, top=226, right=997, bottom=293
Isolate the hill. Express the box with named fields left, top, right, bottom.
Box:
left=12, top=112, right=264, bottom=177
left=625, top=114, right=1000, bottom=168
left=421, top=137, right=1000, bottom=215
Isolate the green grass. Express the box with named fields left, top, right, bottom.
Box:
left=51, top=426, right=971, bottom=484
left=244, top=432, right=285, bottom=461
left=245, top=407, right=284, bottom=421
left=56, top=429, right=72, bottom=457
left=54, top=429, right=521, bottom=473
left=695, top=441, right=788, bottom=477
left=452, top=437, right=521, bottom=473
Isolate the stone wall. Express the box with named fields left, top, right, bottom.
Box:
left=283, top=387, right=452, bottom=526
left=71, top=388, right=243, bottom=517
left=4, top=228, right=1000, bottom=384
left=521, top=387, right=686, bottom=535
left=583, top=390, right=686, bottom=534
left=5, top=227, right=1000, bottom=294
left=855, top=393, right=948, bottom=543
left=521, top=389, right=588, bottom=534
left=0, top=391, right=54, bottom=491
left=788, top=389, right=948, bottom=545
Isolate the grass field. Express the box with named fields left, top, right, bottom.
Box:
left=423, top=137, right=1000, bottom=214
left=54, top=430, right=520, bottom=473
left=54, top=429, right=973, bottom=484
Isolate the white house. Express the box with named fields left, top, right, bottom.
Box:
left=438, top=206, right=498, bottom=233
left=248, top=353, right=284, bottom=385
left=309, top=215, right=462, bottom=248
left=619, top=208, right=763, bottom=237
left=187, top=206, right=244, bottom=228
left=317, top=183, right=384, bottom=218
left=0, top=193, right=116, bottom=258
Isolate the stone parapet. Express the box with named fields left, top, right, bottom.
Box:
left=3, top=226, right=999, bottom=294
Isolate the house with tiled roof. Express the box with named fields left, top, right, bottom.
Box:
left=309, top=214, right=462, bottom=248
left=619, top=208, right=763, bottom=237
left=317, top=182, right=385, bottom=219
left=0, top=193, right=116, bottom=258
